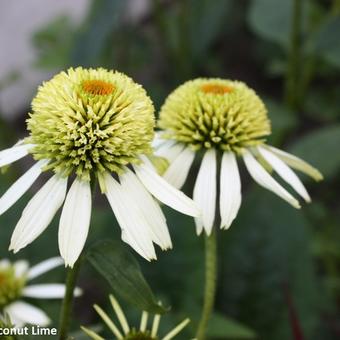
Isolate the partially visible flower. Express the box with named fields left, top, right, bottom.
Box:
left=156, top=78, right=323, bottom=235
left=0, top=257, right=81, bottom=326
left=0, top=67, right=199, bottom=267
left=81, top=295, right=190, bottom=340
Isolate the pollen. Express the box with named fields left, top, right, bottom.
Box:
left=201, top=83, right=232, bottom=94
left=82, top=79, right=115, bottom=96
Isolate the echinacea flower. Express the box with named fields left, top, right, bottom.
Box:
left=0, top=257, right=81, bottom=326
left=0, top=67, right=199, bottom=267
left=81, top=295, right=190, bottom=340
left=156, top=78, right=323, bottom=235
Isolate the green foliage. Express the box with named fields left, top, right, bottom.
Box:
left=289, top=125, right=340, bottom=179
left=87, top=240, right=168, bottom=314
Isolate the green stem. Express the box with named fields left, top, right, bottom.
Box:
left=285, top=0, right=303, bottom=110
left=196, top=230, right=218, bottom=340
left=58, top=257, right=82, bottom=340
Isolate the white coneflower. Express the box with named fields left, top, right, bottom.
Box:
left=0, top=257, right=81, bottom=326
left=81, top=295, right=190, bottom=340
left=0, top=67, right=199, bottom=267
left=156, top=78, right=323, bottom=235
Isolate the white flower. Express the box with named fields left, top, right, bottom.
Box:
left=0, top=68, right=199, bottom=268
left=81, top=295, right=190, bottom=340
left=0, top=257, right=81, bottom=327
left=156, top=78, right=323, bottom=235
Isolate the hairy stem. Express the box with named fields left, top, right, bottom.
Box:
left=196, top=230, right=218, bottom=340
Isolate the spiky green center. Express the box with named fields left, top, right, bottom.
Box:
left=27, top=67, right=155, bottom=180
left=0, top=267, right=25, bottom=309
left=158, top=78, right=271, bottom=153
left=124, top=329, right=157, bottom=340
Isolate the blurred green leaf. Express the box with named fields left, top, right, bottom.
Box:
left=207, top=313, right=257, bottom=339
left=248, top=0, right=293, bottom=48
left=71, top=0, right=126, bottom=66
left=289, top=125, right=340, bottom=179
left=314, top=16, right=340, bottom=68
left=219, top=188, right=324, bottom=340
left=87, top=239, right=168, bottom=314
left=265, top=99, right=298, bottom=144
left=33, top=15, right=75, bottom=69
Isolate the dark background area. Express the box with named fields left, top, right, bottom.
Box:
left=0, top=0, right=340, bottom=339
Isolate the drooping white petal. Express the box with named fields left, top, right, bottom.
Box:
left=219, top=152, right=242, bottom=230
left=163, top=147, right=195, bottom=189
left=81, top=327, right=106, bottom=340
left=155, top=142, right=183, bottom=162
left=9, top=175, right=68, bottom=253
left=243, top=151, right=300, bottom=208
left=258, top=146, right=311, bottom=202
left=58, top=177, right=92, bottom=268
left=162, top=318, right=190, bottom=340
left=22, top=284, right=81, bottom=299
left=5, top=301, right=50, bottom=326
left=104, top=173, right=157, bottom=261
left=13, top=260, right=29, bottom=278
left=119, top=169, right=172, bottom=250
left=193, top=149, right=217, bottom=235
left=0, top=159, right=48, bottom=216
left=265, top=145, right=323, bottom=181
left=0, top=143, right=35, bottom=168
left=134, top=163, right=200, bottom=217
left=27, top=257, right=64, bottom=280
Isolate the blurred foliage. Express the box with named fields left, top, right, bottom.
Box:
left=0, top=0, right=340, bottom=339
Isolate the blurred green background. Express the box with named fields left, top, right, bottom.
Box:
left=0, top=0, right=340, bottom=339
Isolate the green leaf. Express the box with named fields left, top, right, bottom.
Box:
left=289, top=125, right=340, bottom=179
left=265, top=99, right=298, bottom=144
left=314, top=17, right=340, bottom=68
left=87, top=240, right=168, bottom=314
left=248, top=0, right=293, bottom=48
left=206, top=313, right=257, bottom=339
left=70, top=0, right=126, bottom=66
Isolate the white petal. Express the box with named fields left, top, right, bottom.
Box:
left=163, top=147, right=195, bottom=189
left=120, top=169, right=172, bottom=250
left=22, top=284, right=81, bottom=299
left=59, top=178, right=92, bottom=268
left=0, top=143, right=34, bottom=168
left=5, top=301, right=50, bottom=326
left=104, top=173, right=157, bottom=261
left=193, top=149, right=217, bottom=235
left=134, top=163, right=200, bottom=217
left=265, top=145, right=323, bottom=181
left=9, top=175, right=68, bottom=253
left=219, top=152, right=242, bottom=229
left=27, top=257, right=64, bottom=280
left=162, top=318, right=190, bottom=340
left=14, top=260, right=29, bottom=277
left=155, top=142, right=183, bottom=162
left=0, top=160, right=48, bottom=216
left=243, top=151, right=300, bottom=209
left=0, top=259, right=10, bottom=269
left=258, top=146, right=311, bottom=202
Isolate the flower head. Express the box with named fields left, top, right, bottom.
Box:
left=27, top=68, right=154, bottom=181
left=156, top=78, right=323, bottom=235
left=0, top=257, right=81, bottom=327
left=0, top=68, right=199, bottom=267
left=81, top=295, right=190, bottom=340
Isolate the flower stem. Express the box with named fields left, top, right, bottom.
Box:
left=58, top=257, right=82, bottom=340
left=196, top=230, right=218, bottom=340
left=285, top=0, right=303, bottom=110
